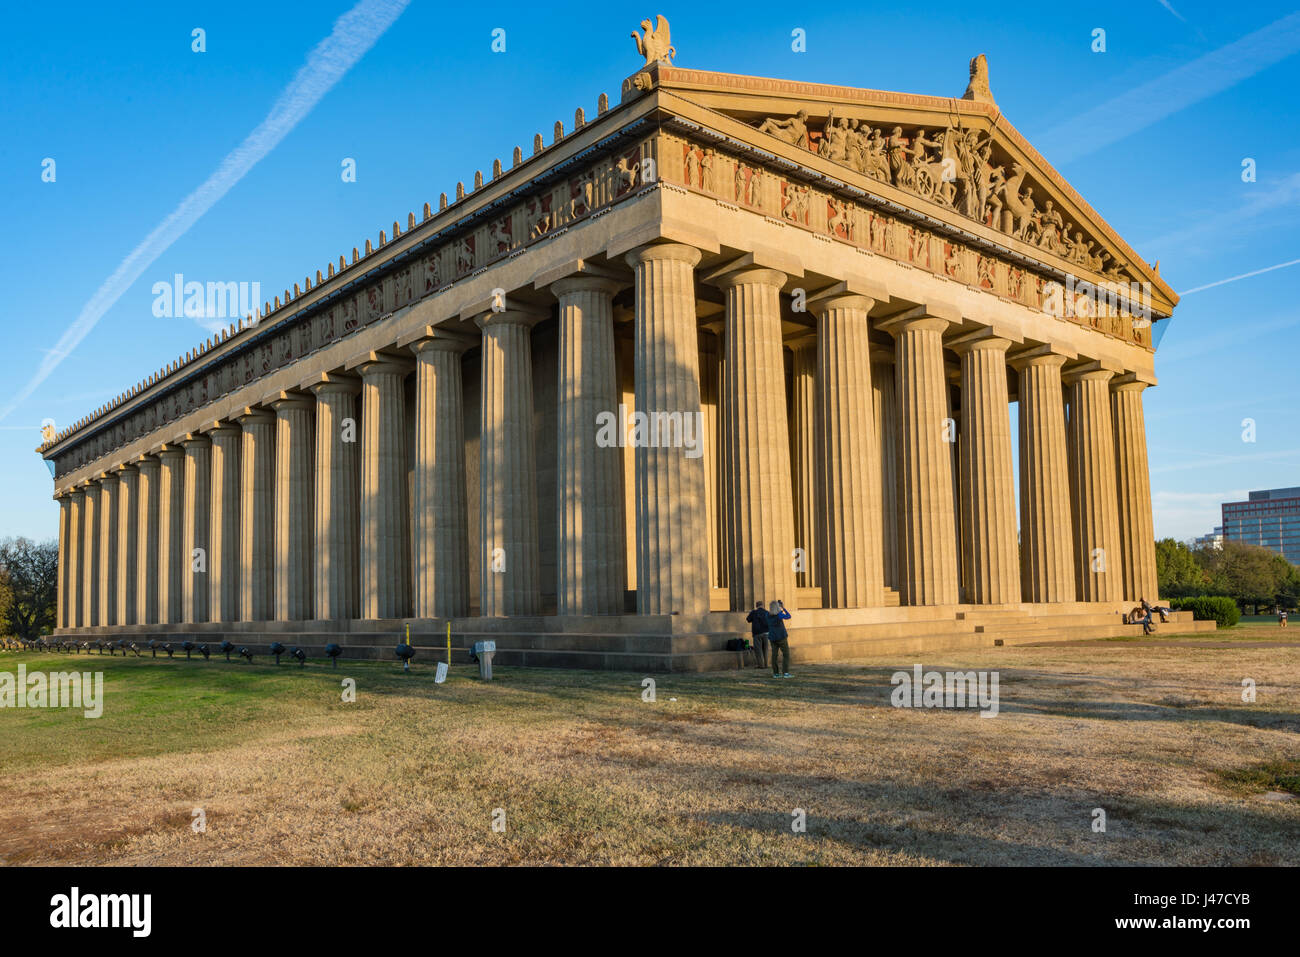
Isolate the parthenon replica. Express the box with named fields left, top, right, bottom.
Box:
left=38, top=20, right=1211, bottom=669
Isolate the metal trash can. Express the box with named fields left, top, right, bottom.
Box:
left=472, top=640, right=496, bottom=680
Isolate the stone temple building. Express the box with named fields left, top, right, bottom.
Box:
left=38, top=23, right=1212, bottom=669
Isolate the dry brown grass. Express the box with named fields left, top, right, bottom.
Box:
left=2, top=631, right=1297, bottom=865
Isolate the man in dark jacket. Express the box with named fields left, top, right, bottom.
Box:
left=768, top=599, right=792, bottom=677
left=745, top=601, right=770, bottom=668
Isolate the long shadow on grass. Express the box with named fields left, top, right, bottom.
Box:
left=700, top=792, right=1300, bottom=865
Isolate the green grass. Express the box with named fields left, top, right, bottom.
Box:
left=1216, top=761, right=1300, bottom=796
left=2, top=640, right=1298, bottom=866
left=1103, top=620, right=1296, bottom=642
left=0, top=652, right=398, bottom=771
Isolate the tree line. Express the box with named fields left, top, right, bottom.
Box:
left=1156, top=538, right=1300, bottom=614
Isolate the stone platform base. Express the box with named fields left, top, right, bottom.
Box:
left=50, top=603, right=1214, bottom=672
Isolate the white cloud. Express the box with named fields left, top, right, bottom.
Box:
left=1179, top=257, right=1300, bottom=295
left=1034, top=12, right=1300, bottom=165
left=1152, top=488, right=1248, bottom=540
left=1149, top=447, right=1300, bottom=475
left=0, top=0, right=411, bottom=426
left=1156, top=0, right=1188, bottom=24
left=1136, top=172, right=1300, bottom=251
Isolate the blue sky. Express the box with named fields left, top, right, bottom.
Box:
left=1, top=0, right=1297, bottom=544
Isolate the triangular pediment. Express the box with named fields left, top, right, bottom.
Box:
left=625, top=62, right=1175, bottom=315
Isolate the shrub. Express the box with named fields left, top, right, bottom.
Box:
left=1168, top=596, right=1240, bottom=628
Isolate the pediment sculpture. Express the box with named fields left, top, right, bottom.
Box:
left=752, top=86, right=1130, bottom=281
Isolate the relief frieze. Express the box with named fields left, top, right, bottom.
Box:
left=53, top=139, right=656, bottom=480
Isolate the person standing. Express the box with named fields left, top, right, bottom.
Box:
left=1280, top=608, right=1289, bottom=628
left=745, top=601, right=771, bottom=669
left=768, top=599, right=792, bottom=677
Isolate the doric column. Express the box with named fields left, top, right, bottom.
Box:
left=1112, top=376, right=1159, bottom=602
left=405, top=335, right=472, bottom=619
left=156, top=446, right=185, bottom=624
left=788, top=335, right=821, bottom=592
left=136, top=456, right=161, bottom=624
left=82, top=481, right=100, bottom=627
left=871, top=347, right=899, bottom=591
left=814, top=294, right=884, bottom=608
left=238, top=409, right=276, bottom=621
left=272, top=393, right=315, bottom=621
left=477, top=312, right=541, bottom=617
left=356, top=356, right=412, bottom=619
left=946, top=367, right=963, bottom=597
left=878, top=310, right=960, bottom=606
left=700, top=332, right=722, bottom=591
left=712, top=265, right=798, bottom=610
left=97, top=472, right=119, bottom=627
left=1064, top=365, right=1124, bottom=603
left=307, top=376, right=359, bottom=621
left=1010, top=347, right=1076, bottom=602
left=56, top=493, right=71, bottom=629
left=712, top=338, right=730, bottom=591
left=181, top=435, right=211, bottom=623
left=951, top=331, right=1020, bottom=605
left=552, top=276, right=627, bottom=616
left=206, top=424, right=242, bottom=622
left=413, top=336, right=469, bottom=621
left=115, top=463, right=139, bottom=625
left=624, top=243, right=710, bottom=615
left=67, top=490, right=84, bottom=628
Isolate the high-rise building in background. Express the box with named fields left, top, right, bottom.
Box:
left=1193, top=526, right=1224, bottom=550
left=1222, top=489, right=1300, bottom=564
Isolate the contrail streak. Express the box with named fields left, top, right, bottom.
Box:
left=1, top=0, right=411, bottom=426
left=1035, top=11, right=1300, bottom=165
left=1180, top=258, right=1300, bottom=295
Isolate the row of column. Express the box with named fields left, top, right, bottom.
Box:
left=54, top=242, right=1159, bottom=629
left=866, top=314, right=1158, bottom=608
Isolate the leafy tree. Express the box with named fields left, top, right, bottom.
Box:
left=1156, top=537, right=1207, bottom=597
left=1154, top=537, right=1299, bottom=612
left=1277, top=562, right=1300, bottom=611
left=0, top=563, right=11, bottom=631
left=1201, top=541, right=1292, bottom=613
left=0, top=537, right=58, bottom=640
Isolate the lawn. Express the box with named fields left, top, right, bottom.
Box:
left=1, top=621, right=1297, bottom=865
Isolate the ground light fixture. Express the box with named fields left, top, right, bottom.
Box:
left=182, top=640, right=195, bottom=660
left=148, top=639, right=159, bottom=658
left=238, top=646, right=253, bottom=663
left=220, top=640, right=235, bottom=661
left=270, top=641, right=286, bottom=665
left=325, top=643, right=342, bottom=668
left=163, top=642, right=175, bottom=658
left=291, top=647, right=306, bottom=667
left=129, top=642, right=142, bottom=657
left=198, top=643, right=210, bottom=660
